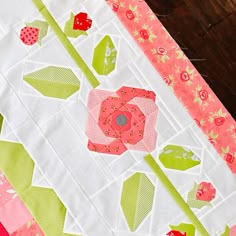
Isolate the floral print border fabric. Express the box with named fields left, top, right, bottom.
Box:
left=105, top=0, right=236, bottom=174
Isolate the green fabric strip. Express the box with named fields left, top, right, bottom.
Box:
left=144, top=154, right=210, bottom=236
left=32, top=0, right=100, bottom=88
left=0, top=141, right=78, bottom=236
left=0, top=114, right=3, bottom=133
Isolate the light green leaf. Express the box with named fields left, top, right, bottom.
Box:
left=24, top=66, right=80, bottom=99
left=159, top=145, right=200, bottom=171
left=187, top=183, right=211, bottom=209
left=92, top=35, right=117, bottom=75
left=221, top=225, right=230, bottom=236
left=121, top=172, right=155, bottom=232
left=161, top=55, right=169, bottom=63
left=64, top=13, right=87, bottom=38
left=222, top=146, right=229, bottom=154
left=176, top=50, right=184, bottom=59
left=170, top=223, right=196, bottom=236
left=194, top=97, right=202, bottom=104
left=26, top=20, right=48, bottom=45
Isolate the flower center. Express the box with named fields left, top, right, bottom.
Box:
left=115, top=114, right=128, bottom=127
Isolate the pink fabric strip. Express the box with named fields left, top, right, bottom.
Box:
left=106, top=0, right=236, bottom=174
left=0, top=172, right=44, bottom=235
left=0, top=198, right=32, bottom=234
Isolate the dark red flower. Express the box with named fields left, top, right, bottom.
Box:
left=112, top=3, right=119, bottom=12
left=157, top=47, right=166, bottom=55
left=224, top=153, right=234, bottom=164
left=180, top=71, right=190, bottom=81
left=140, top=29, right=149, bottom=40
left=73, top=12, right=92, bottom=31
left=163, top=77, right=171, bottom=86
left=214, top=117, right=225, bottom=126
left=126, top=10, right=135, bottom=20
left=198, top=90, right=208, bottom=100
left=209, top=138, right=216, bottom=146
left=194, top=119, right=200, bottom=126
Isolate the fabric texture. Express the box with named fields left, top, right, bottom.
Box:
left=0, top=0, right=235, bottom=235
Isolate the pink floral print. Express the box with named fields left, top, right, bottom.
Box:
left=105, top=0, right=236, bottom=174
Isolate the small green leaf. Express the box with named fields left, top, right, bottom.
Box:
left=222, top=146, right=229, bottom=153
left=161, top=55, right=169, bottom=63
left=121, top=172, right=155, bottom=232
left=159, top=145, right=200, bottom=171
left=64, top=13, right=87, bottom=38
left=170, top=223, right=196, bottom=236
left=176, top=50, right=184, bottom=59
left=221, top=225, right=230, bottom=236
left=187, top=183, right=211, bottom=209
left=194, top=97, right=202, bottom=104
left=92, top=35, right=117, bottom=75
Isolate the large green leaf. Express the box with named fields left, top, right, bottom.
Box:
left=64, top=13, right=87, bottom=38
left=121, top=172, right=155, bottom=231
left=0, top=141, right=78, bottom=236
left=26, top=20, right=48, bottom=45
left=159, top=145, right=200, bottom=171
left=170, top=223, right=195, bottom=236
left=24, top=66, right=80, bottom=99
left=92, top=35, right=117, bottom=75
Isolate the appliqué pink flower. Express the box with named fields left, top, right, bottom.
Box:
left=196, top=182, right=216, bottom=202
left=86, top=86, right=158, bottom=155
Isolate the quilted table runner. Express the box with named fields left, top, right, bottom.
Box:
left=0, top=0, right=235, bottom=235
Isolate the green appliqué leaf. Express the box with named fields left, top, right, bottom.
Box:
left=121, top=172, right=155, bottom=232
left=221, top=225, right=230, bottom=236
left=23, top=66, right=80, bottom=99
left=159, top=145, right=201, bottom=171
left=92, top=35, right=117, bottom=75
left=25, top=20, right=48, bottom=45
left=187, top=183, right=211, bottom=209
left=170, top=223, right=196, bottom=236
left=64, top=13, right=87, bottom=38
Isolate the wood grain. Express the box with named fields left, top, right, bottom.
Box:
left=145, top=0, right=236, bottom=118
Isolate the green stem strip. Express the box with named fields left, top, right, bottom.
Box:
left=32, top=0, right=100, bottom=88
left=144, top=154, right=210, bottom=236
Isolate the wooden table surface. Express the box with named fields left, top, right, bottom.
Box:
left=145, top=0, right=236, bottom=119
